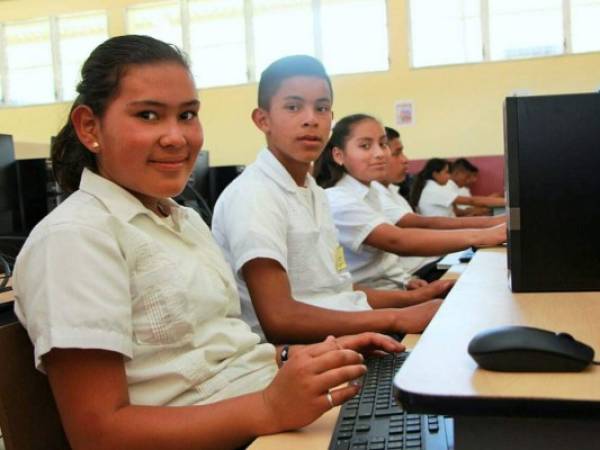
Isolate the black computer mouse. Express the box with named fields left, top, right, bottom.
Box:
left=468, top=325, right=595, bottom=372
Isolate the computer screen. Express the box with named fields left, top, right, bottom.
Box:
left=188, top=150, right=210, bottom=201
left=0, top=135, right=21, bottom=235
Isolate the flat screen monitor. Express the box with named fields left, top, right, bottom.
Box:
left=0, top=134, right=21, bottom=235
left=504, top=93, right=600, bottom=292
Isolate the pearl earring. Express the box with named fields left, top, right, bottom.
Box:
left=91, top=142, right=99, bottom=149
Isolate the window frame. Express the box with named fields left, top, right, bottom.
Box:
left=408, top=0, right=599, bottom=69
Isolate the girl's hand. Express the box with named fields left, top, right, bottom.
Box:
left=261, top=336, right=367, bottom=431
left=413, top=279, right=455, bottom=301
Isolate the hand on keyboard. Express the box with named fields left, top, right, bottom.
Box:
left=261, top=334, right=404, bottom=433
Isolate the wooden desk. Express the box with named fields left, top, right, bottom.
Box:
left=395, top=249, right=600, bottom=450
left=1, top=277, right=14, bottom=304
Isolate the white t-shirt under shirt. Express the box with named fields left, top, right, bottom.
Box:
left=14, top=169, right=276, bottom=407
left=417, top=179, right=458, bottom=217
left=324, top=175, right=413, bottom=289
left=212, top=149, right=371, bottom=340
left=371, top=181, right=439, bottom=274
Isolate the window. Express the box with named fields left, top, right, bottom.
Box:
left=321, top=0, right=389, bottom=75
left=571, top=0, right=600, bottom=53
left=188, top=0, right=247, bottom=87
left=5, top=19, right=54, bottom=105
left=409, top=0, right=600, bottom=68
left=126, top=0, right=389, bottom=88
left=57, top=12, right=108, bottom=101
left=126, top=1, right=183, bottom=48
left=489, top=0, right=563, bottom=60
left=252, top=0, right=315, bottom=75
left=409, top=0, right=482, bottom=68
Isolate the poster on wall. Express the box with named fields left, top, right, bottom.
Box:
left=395, top=100, right=414, bottom=126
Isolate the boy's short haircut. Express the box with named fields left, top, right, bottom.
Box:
left=385, top=126, right=400, bottom=141
left=257, top=54, right=333, bottom=110
left=451, top=157, right=478, bottom=173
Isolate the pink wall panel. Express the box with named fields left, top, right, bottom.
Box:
left=407, top=155, right=504, bottom=196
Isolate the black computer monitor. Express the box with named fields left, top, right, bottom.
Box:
left=504, top=93, right=600, bottom=292
left=0, top=134, right=21, bottom=235
left=188, top=150, right=210, bottom=201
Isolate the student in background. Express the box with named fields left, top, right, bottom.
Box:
left=410, top=158, right=505, bottom=217
left=370, top=127, right=505, bottom=281
left=12, top=36, right=404, bottom=450
left=449, top=158, right=493, bottom=216
left=314, top=114, right=506, bottom=287
left=212, top=55, right=448, bottom=345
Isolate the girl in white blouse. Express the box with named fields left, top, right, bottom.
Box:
left=314, top=114, right=506, bottom=287
left=13, top=36, right=402, bottom=450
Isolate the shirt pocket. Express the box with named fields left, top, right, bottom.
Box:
left=130, top=244, right=194, bottom=346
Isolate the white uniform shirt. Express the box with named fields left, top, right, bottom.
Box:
left=325, top=175, right=412, bottom=289
left=447, top=180, right=471, bottom=210
left=212, top=149, right=371, bottom=340
left=417, top=179, right=458, bottom=217
left=14, top=169, right=276, bottom=407
left=371, top=182, right=439, bottom=274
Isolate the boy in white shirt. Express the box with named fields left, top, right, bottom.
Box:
left=212, top=55, right=448, bottom=344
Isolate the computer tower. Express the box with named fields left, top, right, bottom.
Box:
left=208, top=165, right=244, bottom=208
left=504, top=93, right=600, bottom=292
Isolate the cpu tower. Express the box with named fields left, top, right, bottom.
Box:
left=504, top=93, right=600, bottom=292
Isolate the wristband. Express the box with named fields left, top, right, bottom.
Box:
left=280, top=344, right=290, bottom=364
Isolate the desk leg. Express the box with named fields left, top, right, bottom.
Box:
left=455, top=416, right=599, bottom=450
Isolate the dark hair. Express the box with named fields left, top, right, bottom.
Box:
left=385, top=126, right=400, bottom=141
left=314, top=113, right=378, bottom=189
left=409, top=158, right=449, bottom=209
left=51, top=35, right=190, bottom=193
left=257, top=55, right=332, bottom=110
left=450, top=157, right=478, bottom=173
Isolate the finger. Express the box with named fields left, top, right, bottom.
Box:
left=315, top=363, right=368, bottom=393
left=339, top=332, right=405, bottom=354
left=307, top=348, right=365, bottom=375
left=302, top=338, right=345, bottom=358
left=327, top=384, right=362, bottom=408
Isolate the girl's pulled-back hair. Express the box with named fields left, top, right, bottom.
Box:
left=314, top=113, right=377, bottom=189
left=52, top=34, right=190, bottom=193
left=408, top=158, right=449, bottom=210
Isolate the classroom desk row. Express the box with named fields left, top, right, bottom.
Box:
left=250, top=248, right=600, bottom=450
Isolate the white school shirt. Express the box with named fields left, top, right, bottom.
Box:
left=371, top=181, right=439, bottom=274
left=417, top=179, right=458, bottom=217
left=212, top=149, right=371, bottom=340
left=14, top=169, right=276, bottom=407
left=447, top=180, right=471, bottom=210
left=325, top=175, right=412, bottom=289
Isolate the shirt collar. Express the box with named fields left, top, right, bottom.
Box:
left=255, top=148, right=317, bottom=193
left=336, top=174, right=371, bottom=200
left=78, top=168, right=184, bottom=225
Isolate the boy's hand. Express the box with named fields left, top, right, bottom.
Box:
left=391, top=298, right=442, bottom=334
left=407, top=278, right=428, bottom=290
left=413, top=279, right=454, bottom=301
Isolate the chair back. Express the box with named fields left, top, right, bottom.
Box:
left=0, top=321, right=70, bottom=450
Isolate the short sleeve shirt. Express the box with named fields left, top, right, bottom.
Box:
left=325, top=175, right=412, bottom=289
left=211, top=149, right=371, bottom=340
left=417, top=180, right=458, bottom=217
left=14, top=169, right=276, bottom=407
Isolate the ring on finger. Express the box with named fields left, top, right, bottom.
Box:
left=326, top=390, right=334, bottom=408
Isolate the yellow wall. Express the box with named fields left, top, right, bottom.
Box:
left=1, top=0, right=600, bottom=163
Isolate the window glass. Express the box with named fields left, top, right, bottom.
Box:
left=5, top=19, right=54, bottom=105
left=126, top=1, right=183, bottom=48
left=189, top=0, right=247, bottom=87
left=252, top=0, right=314, bottom=75
left=489, top=0, right=563, bottom=60
left=409, top=0, right=482, bottom=68
left=58, top=12, right=108, bottom=101
left=571, top=0, right=600, bottom=53
left=320, top=0, right=389, bottom=74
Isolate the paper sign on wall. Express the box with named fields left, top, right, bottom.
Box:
left=395, top=100, right=414, bottom=126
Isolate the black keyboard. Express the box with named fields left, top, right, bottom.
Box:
left=329, top=352, right=453, bottom=450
